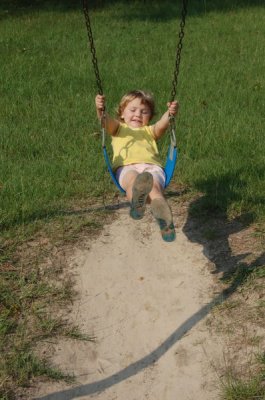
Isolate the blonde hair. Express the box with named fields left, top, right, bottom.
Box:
left=117, top=90, right=155, bottom=121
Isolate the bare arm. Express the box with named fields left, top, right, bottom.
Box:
left=152, top=101, right=179, bottom=140
left=95, top=94, right=120, bottom=136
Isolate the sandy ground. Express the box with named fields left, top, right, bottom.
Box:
left=30, top=203, right=226, bottom=400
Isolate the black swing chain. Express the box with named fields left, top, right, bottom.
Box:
left=83, top=0, right=103, bottom=96
left=170, top=0, right=188, bottom=103
left=83, top=0, right=107, bottom=147
left=83, top=0, right=109, bottom=206
left=83, top=0, right=187, bottom=103
left=168, top=0, right=188, bottom=148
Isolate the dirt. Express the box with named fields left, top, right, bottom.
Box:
left=24, top=191, right=264, bottom=400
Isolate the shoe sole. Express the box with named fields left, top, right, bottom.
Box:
left=151, top=198, right=176, bottom=242
left=157, top=219, right=176, bottom=242
left=130, top=172, right=153, bottom=220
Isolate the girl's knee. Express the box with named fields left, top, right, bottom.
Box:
left=122, top=171, right=138, bottom=188
left=149, top=180, right=164, bottom=200
left=122, top=171, right=139, bottom=201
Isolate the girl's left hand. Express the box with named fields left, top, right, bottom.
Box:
left=167, top=101, right=179, bottom=116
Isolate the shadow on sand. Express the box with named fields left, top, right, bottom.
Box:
left=34, top=178, right=264, bottom=399
left=34, top=264, right=263, bottom=399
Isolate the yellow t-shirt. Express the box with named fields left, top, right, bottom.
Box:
left=111, top=123, right=162, bottom=170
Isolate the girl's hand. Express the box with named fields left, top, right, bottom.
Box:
left=167, top=100, right=179, bottom=116
left=95, top=94, right=105, bottom=111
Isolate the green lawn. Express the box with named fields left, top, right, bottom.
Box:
left=1, top=0, right=264, bottom=230
left=0, top=1, right=264, bottom=398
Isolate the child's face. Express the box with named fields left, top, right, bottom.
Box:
left=121, top=98, right=151, bottom=128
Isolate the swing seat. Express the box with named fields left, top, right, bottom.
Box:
left=103, top=146, right=125, bottom=193
left=164, top=143, right=178, bottom=187
left=103, top=144, right=178, bottom=194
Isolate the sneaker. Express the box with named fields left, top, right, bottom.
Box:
left=151, top=198, right=176, bottom=242
left=130, top=172, right=153, bottom=220
left=156, top=219, right=176, bottom=242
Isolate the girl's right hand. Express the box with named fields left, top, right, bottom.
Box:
left=167, top=100, right=179, bottom=116
left=95, top=94, right=105, bottom=110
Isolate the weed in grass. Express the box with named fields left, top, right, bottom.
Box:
left=64, top=326, right=96, bottom=342
left=219, top=345, right=265, bottom=400
left=252, top=225, right=265, bottom=239
left=5, top=346, right=74, bottom=387
left=0, top=309, right=17, bottom=336
left=253, top=266, right=265, bottom=279
left=256, top=300, right=265, bottom=309
left=215, top=300, right=242, bottom=312
left=222, top=264, right=265, bottom=289
left=247, top=335, right=263, bottom=347
left=257, top=352, right=265, bottom=365
left=35, top=314, right=66, bottom=338
left=222, top=374, right=265, bottom=400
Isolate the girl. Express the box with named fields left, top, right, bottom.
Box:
left=95, top=90, right=179, bottom=242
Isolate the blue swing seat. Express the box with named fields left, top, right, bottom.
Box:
left=103, top=146, right=125, bottom=193
left=103, top=143, right=178, bottom=194
left=164, top=143, right=178, bottom=187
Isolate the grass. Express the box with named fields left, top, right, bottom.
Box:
left=220, top=346, right=265, bottom=400
left=0, top=0, right=264, bottom=398
left=209, top=262, right=265, bottom=399
left=221, top=374, right=265, bottom=400
left=1, top=0, right=265, bottom=229
left=0, top=209, right=111, bottom=399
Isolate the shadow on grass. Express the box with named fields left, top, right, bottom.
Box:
left=1, top=0, right=264, bottom=20
left=0, top=199, right=130, bottom=231
left=0, top=185, right=189, bottom=230
left=182, top=170, right=265, bottom=281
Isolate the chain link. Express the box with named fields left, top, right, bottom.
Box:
left=170, top=0, right=188, bottom=102
left=83, top=0, right=187, bottom=102
left=83, top=0, right=103, bottom=95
